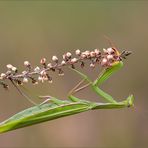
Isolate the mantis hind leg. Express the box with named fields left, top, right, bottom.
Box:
left=69, top=62, right=134, bottom=106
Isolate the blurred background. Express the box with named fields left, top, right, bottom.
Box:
left=0, top=1, right=147, bottom=148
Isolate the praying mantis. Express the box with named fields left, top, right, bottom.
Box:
left=0, top=47, right=134, bottom=133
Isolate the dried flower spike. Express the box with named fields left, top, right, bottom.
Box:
left=0, top=47, right=131, bottom=88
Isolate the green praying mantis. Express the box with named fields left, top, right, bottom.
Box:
left=0, top=48, right=134, bottom=134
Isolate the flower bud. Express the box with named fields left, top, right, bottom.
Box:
left=90, top=51, right=96, bottom=58
left=34, top=66, right=40, bottom=72
left=75, top=49, right=81, bottom=56
left=61, top=60, right=66, bottom=66
left=90, top=63, right=95, bottom=68
left=24, top=61, right=30, bottom=67
left=38, top=76, right=43, bottom=82
left=43, top=76, right=48, bottom=81
left=11, top=66, right=17, bottom=72
left=71, top=58, right=78, bottom=63
left=94, top=49, right=100, bottom=55
left=40, top=58, right=46, bottom=64
left=103, top=48, right=108, bottom=54
left=84, top=51, right=90, bottom=57
left=107, top=54, right=114, bottom=60
left=47, top=63, right=52, bottom=68
left=81, top=52, right=87, bottom=58
left=40, top=70, right=46, bottom=76
left=6, top=64, right=13, bottom=69
left=22, top=71, right=27, bottom=75
left=52, top=56, right=58, bottom=62
left=101, top=58, right=108, bottom=66
left=0, top=73, right=6, bottom=79
left=107, top=48, right=114, bottom=54
left=23, top=77, right=28, bottom=83
left=66, top=52, right=72, bottom=58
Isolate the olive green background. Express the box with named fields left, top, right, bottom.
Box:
left=0, top=1, right=147, bottom=148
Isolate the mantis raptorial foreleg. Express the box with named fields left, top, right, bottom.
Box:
left=68, top=65, right=118, bottom=103
left=68, top=61, right=134, bottom=107
left=92, top=61, right=134, bottom=105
